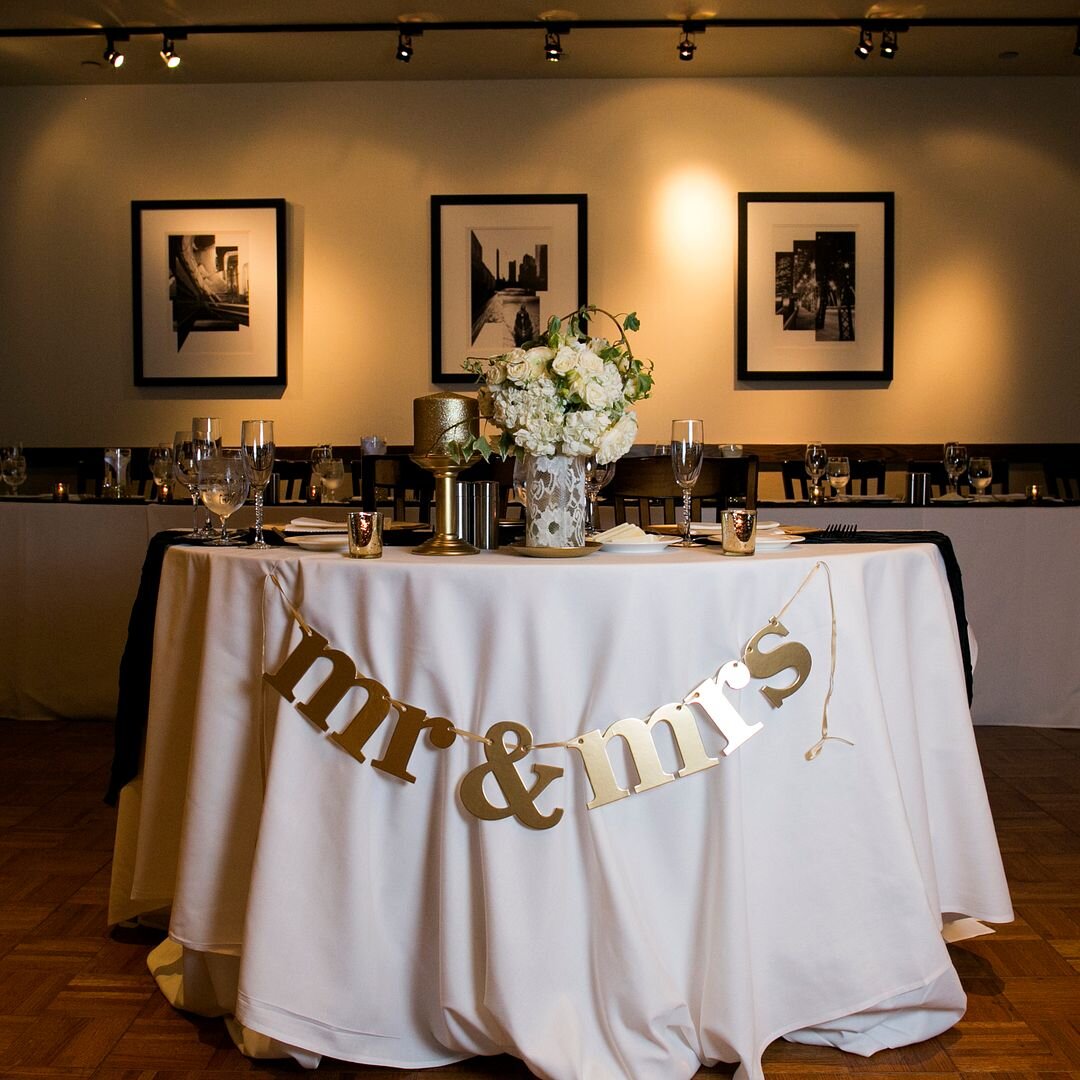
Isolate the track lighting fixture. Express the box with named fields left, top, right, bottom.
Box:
left=544, top=28, right=563, bottom=63
left=160, top=35, right=181, bottom=68
left=854, top=26, right=874, bottom=59
left=103, top=34, right=125, bottom=68
left=880, top=28, right=898, bottom=59
left=677, top=29, right=696, bottom=62
left=396, top=30, right=414, bottom=62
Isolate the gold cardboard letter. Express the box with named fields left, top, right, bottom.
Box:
left=743, top=618, right=811, bottom=708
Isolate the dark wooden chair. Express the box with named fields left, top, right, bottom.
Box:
left=604, top=455, right=758, bottom=526
left=357, top=453, right=437, bottom=522
left=781, top=460, right=809, bottom=500
left=851, top=458, right=886, bottom=495
left=274, top=459, right=312, bottom=501
left=1043, top=458, right=1080, bottom=500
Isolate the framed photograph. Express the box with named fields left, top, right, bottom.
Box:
left=737, top=192, right=894, bottom=382
left=431, top=194, right=587, bottom=383
left=132, top=198, right=287, bottom=387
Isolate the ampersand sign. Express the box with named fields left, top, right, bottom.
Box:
left=458, top=721, right=564, bottom=830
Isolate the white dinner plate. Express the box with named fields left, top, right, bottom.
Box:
left=284, top=534, right=349, bottom=552
left=601, top=540, right=679, bottom=555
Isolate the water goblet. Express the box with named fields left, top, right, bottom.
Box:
left=241, top=419, right=275, bottom=548
left=826, top=456, right=851, bottom=500
left=174, top=430, right=214, bottom=538
left=944, top=442, right=969, bottom=497
left=1, top=451, right=27, bottom=496
left=968, top=456, right=993, bottom=497
left=148, top=444, right=173, bottom=502
left=192, top=416, right=222, bottom=449
left=310, top=444, right=334, bottom=496
left=671, top=419, right=705, bottom=546
left=320, top=458, right=347, bottom=503
left=583, top=456, right=616, bottom=538
left=805, top=442, right=828, bottom=501
left=198, top=449, right=250, bottom=545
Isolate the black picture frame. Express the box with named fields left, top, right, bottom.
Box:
left=431, top=194, right=587, bottom=384
left=737, top=192, right=894, bottom=383
left=132, top=198, right=287, bottom=387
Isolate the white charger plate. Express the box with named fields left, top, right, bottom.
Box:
left=284, top=534, right=349, bottom=552
left=601, top=540, right=679, bottom=555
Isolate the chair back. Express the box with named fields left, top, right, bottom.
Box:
left=604, top=455, right=758, bottom=526
left=358, top=453, right=436, bottom=522
left=781, top=460, right=808, bottom=500
left=1043, top=458, right=1080, bottom=500
left=851, top=458, right=886, bottom=495
left=907, top=460, right=951, bottom=496
left=274, top=459, right=312, bottom=501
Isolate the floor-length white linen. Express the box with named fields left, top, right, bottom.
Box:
left=112, top=541, right=1012, bottom=1080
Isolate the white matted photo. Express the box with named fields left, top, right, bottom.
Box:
left=132, top=199, right=287, bottom=387
left=737, top=192, right=893, bottom=382
left=431, top=194, right=587, bottom=383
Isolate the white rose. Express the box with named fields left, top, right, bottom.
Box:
left=525, top=346, right=553, bottom=380
left=551, top=345, right=578, bottom=376
left=583, top=379, right=613, bottom=410
left=595, top=412, right=637, bottom=464
left=484, top=358, right=507, bottom=385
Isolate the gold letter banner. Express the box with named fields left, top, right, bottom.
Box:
left=264, top=562, right=846, bottom=829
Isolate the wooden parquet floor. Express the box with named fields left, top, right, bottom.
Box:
left=0, top=720, right=1077, bottom=1080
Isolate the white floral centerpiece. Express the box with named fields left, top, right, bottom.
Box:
left=459, top=306, right=653, bottom=463
left=456, top=306, right=654, bottom=548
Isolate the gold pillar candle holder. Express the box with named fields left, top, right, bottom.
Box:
left=411, top=392, right=481, bottom=556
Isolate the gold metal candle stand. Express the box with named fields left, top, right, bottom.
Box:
left=410, top=391, right=481, bottom=557
left=410, top=453, right=479, bottom=556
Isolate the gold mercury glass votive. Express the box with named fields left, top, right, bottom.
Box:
left=410, top=392, right=480, bottom=556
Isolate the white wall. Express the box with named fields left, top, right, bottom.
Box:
left=0, top=76, right=1076, bottom=449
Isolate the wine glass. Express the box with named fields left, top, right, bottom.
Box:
left=173, top=430, right=213, bottom=538
left=320, top=458, right=346, bottom=503
left=192, top=416, right=222, bottom=449
left=804, top=442, right=828, bottom=501
left=826, top=456, right=851, bottom=500
left=198, top=449, right=250, bottom=545
left=1, top=451, right=27, bottom=496
left=671, top=419, right=705, bottom=546
left=148, top=444, right=173, bottom=502
left=310, top=444, right=334, bottom=496
left=944, top=442, right=969, bottom=497
left=241, top=419, right=275, bottom=549
left=968, top=456, right=993, bottom=497
left=583, top=456, right=616, bottom=538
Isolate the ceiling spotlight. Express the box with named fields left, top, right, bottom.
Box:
left=677, top=30, right=696, bottom=62
left=544, top=29, right=563, bottom=63
left=854, top=26, right=874, bottom=59
left=103, top=34, right=125, bottom=69
left=880, top=28, right=898, bottom=59
left=396, top=30, right=414, bottom=63
left=160, top=35, right=181, bottom=68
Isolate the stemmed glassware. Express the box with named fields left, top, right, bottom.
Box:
left=148, top=444, right=173, bottom=501
left=198, top=449, right=250, bottom=545
left=173, top=429, right=213, bottom=538
left=968, top=456, right=993, bottom=497
left=944, top=442, right=969, bottom=497
left=241, top=419, right=275, bottom=548
left=671, top=419, right=704, bottom=546
left=826, top=456, right=851, bottom=500
left=1, top=449, right=27, bottom=495
left=320, top=458, right=346, bottom=503
left=805, top=442, right=828, bottom=501
left=193, top=417, right=222, bottom=449
left=310, top=444, right=334, bottom=498
left=583, top=456, right=616, bottom=538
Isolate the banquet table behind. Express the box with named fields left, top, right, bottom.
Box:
left=110, top=541, right=1012, bottom=1080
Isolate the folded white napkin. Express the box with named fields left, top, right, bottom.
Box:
left=594, top=523, right=669, bottom=545
left=285, top=516, right=349, bottom=533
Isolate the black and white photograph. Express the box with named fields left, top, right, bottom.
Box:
left=132, top=199, right=287, bottom=387
left=739, top=192, right=892, bottom=382
left=431, top=194, right=586, bottom=383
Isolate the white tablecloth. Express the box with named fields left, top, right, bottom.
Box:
left=110, top=540, right=1012, bottom=1080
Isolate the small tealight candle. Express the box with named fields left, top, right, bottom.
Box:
left=1027, top=483, right=1040, bottom=501
left=53, top=481, right=67, bottom=501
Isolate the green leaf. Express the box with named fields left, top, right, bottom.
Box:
left=622, top=312, right=640, bottom=332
